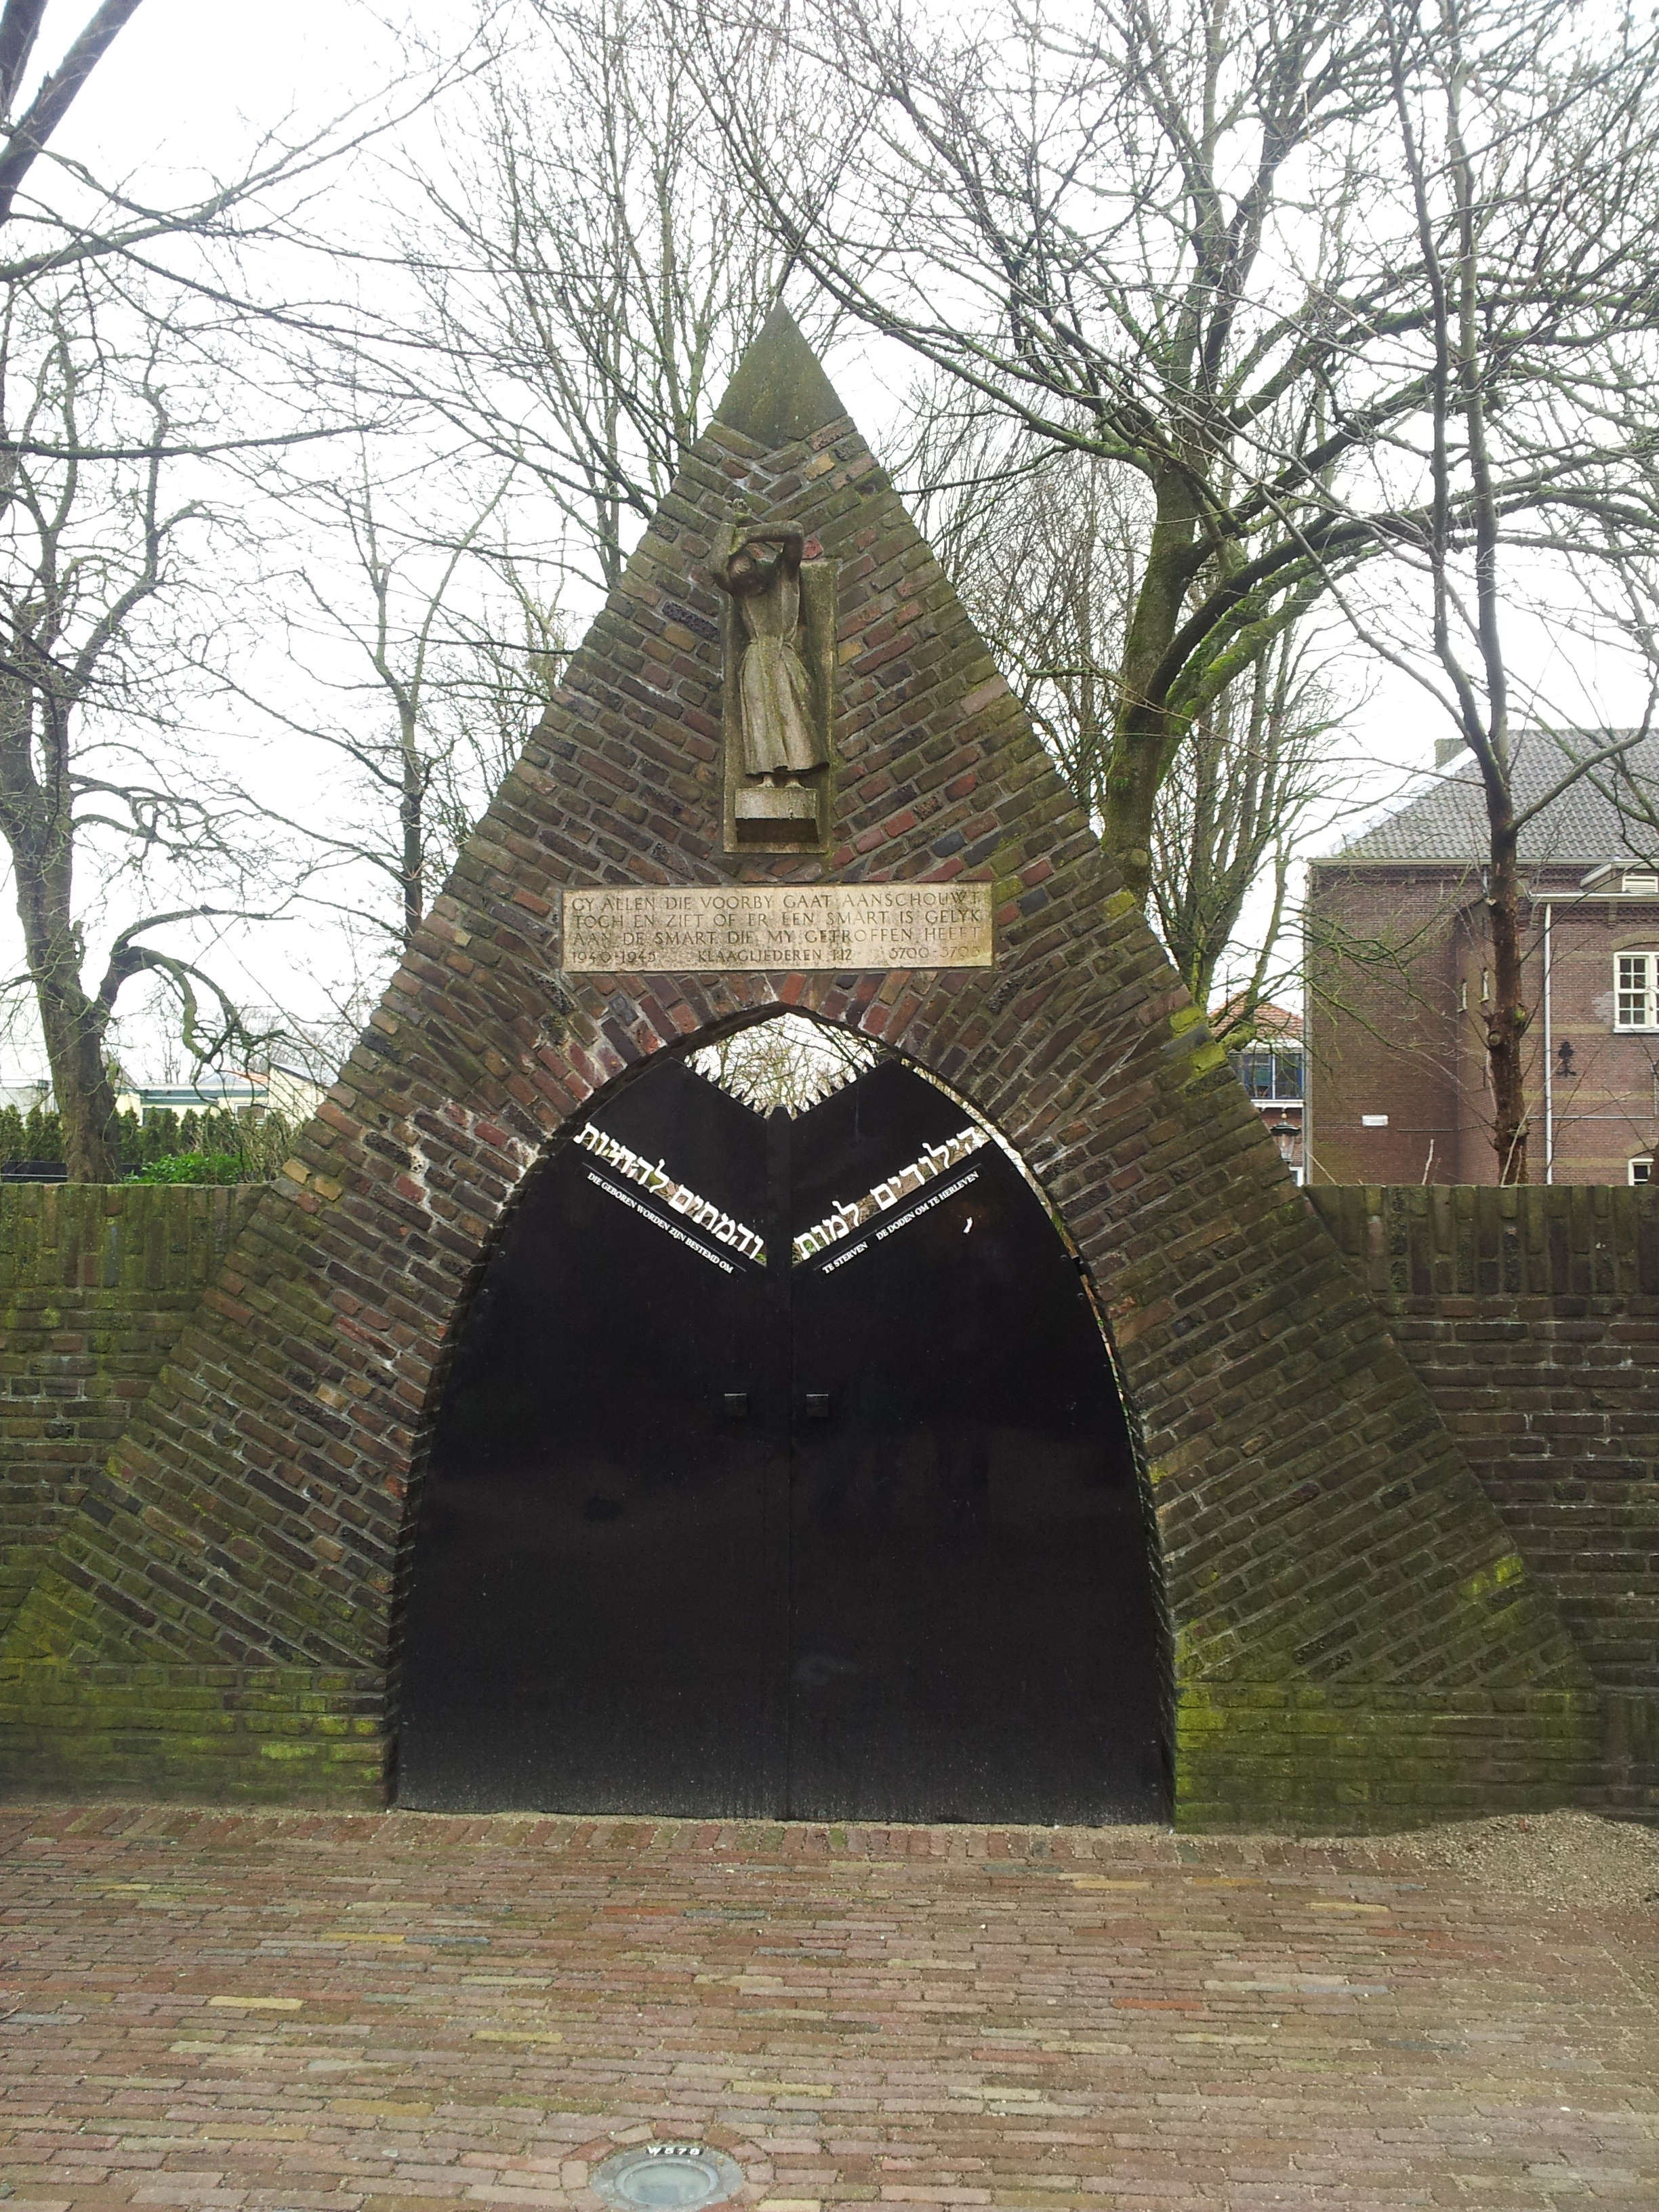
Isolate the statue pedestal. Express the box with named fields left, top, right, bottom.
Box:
left=734, top=783, right=820, bottom=844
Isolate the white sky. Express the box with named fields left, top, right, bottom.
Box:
left=2, top=0, right=1649, bottom=1085
left=39, top=1, right=403, bottom=166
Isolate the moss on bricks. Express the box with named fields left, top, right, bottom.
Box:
left=1174, top=1683, right=1597, bottom=1831
left=0, top=1661, right=386, bottom=1805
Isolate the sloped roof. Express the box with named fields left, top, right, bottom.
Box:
left=1328, top=732, right=1659, bottom=865
left=1211, top=998, right=1303, bottom=1039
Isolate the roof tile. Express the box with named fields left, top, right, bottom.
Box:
left=1328, top=732, right=1659, bottom=865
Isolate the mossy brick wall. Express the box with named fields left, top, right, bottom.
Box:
left=1311, top=1183, right=1659, bottom=1816
left=0, top=1180, right=1637, bottom=1823
left=0, top=1184, right=257, bottom=1639
left=0, top=314, right=1599, bottom=1826
left=0, top=1187, right=375, bottom=1805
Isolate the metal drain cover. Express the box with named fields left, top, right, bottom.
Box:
left=591, top=2144, right=743, bottom=2210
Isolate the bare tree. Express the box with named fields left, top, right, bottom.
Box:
left=252, top=0, right=829, bottom=966
left=400, top=0, right=846, bottom=593
left=0, top=0, right=146, bottom=235
left=428, top=563, right=568, bottom=859
left=0, top=282, right=297, bottom=1178
left=0, top=3, right=467, bottom=1174
left=898, top=394, right=1342, bottom=1023
left=1328, top=0, right=1659, bottom=1181
left=697, top=0, right=1659, bottom=914
left=253, top=451, right=567, bottom=951
left=1149, top=638, right=1340, bottom=1029
left=691, top=1013, right=874, bottom=1113
left=898, top=398, right=1145, bottom=825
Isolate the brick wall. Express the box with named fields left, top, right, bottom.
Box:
left=1308, top=864, right=1659, bottom=1187
left=0, top=1184, right=257, bottom=1641
left=1530, top=893, right=1659, bottom=1182
left=1310, top=1183, right=1659, bottom=1814
left=0, top=1187, right=356, bottom=1804
left=1306, top=865, right=1466, bottom=1184
left=2, top=1175, right=1648, bottom=1821
left=0, top=311, right=1602, bottom=1827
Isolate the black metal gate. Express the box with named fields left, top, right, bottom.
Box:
left=396, top=1043, right=1166, bottom=1821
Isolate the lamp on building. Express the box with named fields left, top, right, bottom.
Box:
left=1557, top=1038, right=1576, bottom=1076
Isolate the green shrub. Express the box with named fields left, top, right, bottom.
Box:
left=0, top=1092, right=295, bottom=1180
left=129, top=1150, right=244, bottom=1185
left=22, top=1105, right=61, bottom=1160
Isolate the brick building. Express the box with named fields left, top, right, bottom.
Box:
left=1223, top=1002, right=1305, bottom=1182
left=1306, top=734, right=1659, bottom=1185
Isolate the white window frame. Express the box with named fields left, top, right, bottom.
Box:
left=1229, top=1041, right=1304, bottom=1105
left=1614, top=950, right=1659, bottom=1031
left=1629, top=1156, right=1653, bottom=1185
left=1622, top=869, right=1659, bottom=895
left=1265, top=1042, right=1304, bottom=1103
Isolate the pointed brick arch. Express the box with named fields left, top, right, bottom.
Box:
left=0, top=310, right=1593, bottom=1825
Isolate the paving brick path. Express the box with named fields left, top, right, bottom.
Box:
left=1, top=1808, right=1654, bottom=2211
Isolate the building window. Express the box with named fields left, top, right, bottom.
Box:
left=1614, top=951, right=1659, bottom=1031
left=1630, top=1156, right=1653, bottom=1185
left=1229, top=1044, right=1304, bottom=1102
left=1622, top=869, right=1658, bottom=895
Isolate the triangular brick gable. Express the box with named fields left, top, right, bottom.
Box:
left=0, top=309, right=1594, bottom=1824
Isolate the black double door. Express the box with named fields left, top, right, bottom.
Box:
left=397, top=1048, right=1166, bottom=1822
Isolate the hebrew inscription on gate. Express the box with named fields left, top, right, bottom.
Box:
left=561, top=882, right=995, bottom=972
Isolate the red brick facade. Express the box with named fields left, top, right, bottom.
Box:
left=1308, top=795, right=1659, bottom=1185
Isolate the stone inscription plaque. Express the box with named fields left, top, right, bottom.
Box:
left=562, top=883, right=994, bottom=972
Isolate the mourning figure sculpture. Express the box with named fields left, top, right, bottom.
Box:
left=716, top=520, right=825, bottom=780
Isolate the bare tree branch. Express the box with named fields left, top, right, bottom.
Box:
left=0, top=0, right=146, bottom=227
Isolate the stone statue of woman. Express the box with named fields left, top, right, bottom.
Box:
left=716, top=521, right=824, bottom=779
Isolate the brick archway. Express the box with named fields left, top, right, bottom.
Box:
left=0, top=312, right=1593, bottom=1825
left=393, top=998, right=1172, bottom=1820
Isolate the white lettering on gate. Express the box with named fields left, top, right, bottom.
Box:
left=583, top=1171, right=739, bottom=1272
left=575, top=1122, right=766, bottom=1261
left=792, top=1124, right=989, bottom=1265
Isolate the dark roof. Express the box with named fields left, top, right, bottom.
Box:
left=1326, top=732, right=1659, bottom=866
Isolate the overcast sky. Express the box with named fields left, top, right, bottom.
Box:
left=42, top=0, right=401, bottom=170
left=1, top=0, right=1647, bottom=1090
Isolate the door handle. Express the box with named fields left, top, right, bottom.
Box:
left=804, top=1392, right=832, bottom=1420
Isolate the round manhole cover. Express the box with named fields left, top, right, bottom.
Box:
left=590, top=2144, right=743, bottom=2211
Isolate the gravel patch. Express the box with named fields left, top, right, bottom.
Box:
left=1322, top=1809, right=1659, bottom=1907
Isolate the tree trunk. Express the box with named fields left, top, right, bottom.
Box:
left=12, top=863, right=121, bottom=1180
left=400, top=738, right=424, bottom=947
left=46, top=992, right=122, bottom=1182
left=1101, top=473, right=1204, bottom=903
left=3, top=726, right=121, bottom=1179
left=1485, top=827, right=1530, bottom=1184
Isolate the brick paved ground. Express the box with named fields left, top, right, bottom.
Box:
left=0, top=1807, right=1654, bottom=2211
